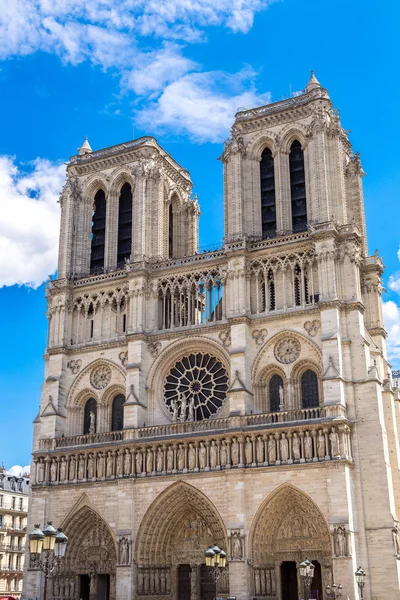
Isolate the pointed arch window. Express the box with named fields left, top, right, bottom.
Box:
left=83, top=398, right=97, bottom=435
left=260, top=147, right=277, bottom=238
left=301, top=370, right=319, bottom=408
left=117, top=183, right=133, bottom=266
left=90, top=190, right=106, bottom=273
left=111, top=394, right=125, bottom=431
left=289, top=140, right=307, bottom=232
left=168, top=203, right=173, bottom=258
left=269, top=374, right=283, bottom=412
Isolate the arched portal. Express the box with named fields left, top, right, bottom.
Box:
left=55, top=506, right=117, bottom=600
left=249, top=484, right=332, bottom=600
left=135, top=481, right=228, bottom=600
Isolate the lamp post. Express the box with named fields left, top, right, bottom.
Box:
left=204, top=544, right=227, bottom=583
left=299, top=559, right=315, bottom=600
left=355, top=567, right=366, bottom=600
left=29, top=522, right=68, bottom=600
left=326, top=583, right=343, bottom=599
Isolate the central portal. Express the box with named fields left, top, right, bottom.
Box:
left=281, top=561, right=298, bottom=600
left=178, top=564, right=191, bottom=600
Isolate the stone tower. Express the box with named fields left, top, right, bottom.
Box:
left=25, top=73, right=400, bottom=600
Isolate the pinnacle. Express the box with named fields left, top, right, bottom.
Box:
left=306, top=70, right=321, bottom=92
left=77, top=136, right=92, bottom=155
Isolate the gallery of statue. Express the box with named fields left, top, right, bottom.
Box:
left=24, top=73, right=400, bottom=600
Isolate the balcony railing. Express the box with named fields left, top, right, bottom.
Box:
left=33, top=411, right=352, bottom=487
left=0, top=544, right=25, bottom=552
left=0, top=501, right=28, bottom=513
left=0, top=565, right=24, bottom=572
left=38, top=406, right=340, bottom=450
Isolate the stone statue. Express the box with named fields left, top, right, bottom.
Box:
left=304, top=431, right=313, bottom=459
left=78, top=455, right=85, bottom=479
left=393, top=525, right=400, bottom=556
left=87, top=454, right=94, bottom=479
left=60, top=457, right=67, bottom=481
left=231, top=439, right=239, bottom=465
left=89, top=410, right=96, bottom=434
left=119, top=537, right=129, bottom=564
left=279, top=384, right=284, bottom=409
left=97, top=453, right=105, bottom=478
left=268, top=435, right=276, bottom=463
left=146, top=448, right=153, bottom=473
left=167, top=446, right=174, bottom=471
left=329, top=427, right=340, bottom=457
left=38, top=458, right=45, bottom=483
left=187, top=397, right=195, bottom=422
left=70, top=577, right=75, bottom=598
left=210, top=441, right=217, bottom=467
left=220, top=440, right=227, bottom=466
left=177, top=445, right=185, bottom=470
left=292, top=433, right=301, bottom=461
left=280, top=433, right=289, bottom=462
left=188, top=444, right=196, bottom=470
left=180, top=393, right=187, bottom=422
left=136, top=450, right=143, bottom=474
left=256, top=437, right=264, bottom=464
left=50, top=459, right=57, bottom=482
left=335, top=526, right=347, bottom=556
left=245, top=437, right=252, bottom=464
left=231, top=531, right=242, bottom=559
left=106, top=452, right=114, bottom=477
left=317, top=430, right=326, bottom=458
left=157, top=447, right=164, bottom=472
left=116, top=450, right=123, bottom=475
left=124, top=449, right=131, bottom=475
left=69, top=455, right=77, bottom=480
left=172, top=398, right=179, bottom=423
left=199, top=442, right=206, bottom=469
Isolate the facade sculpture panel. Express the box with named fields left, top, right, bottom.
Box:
left=24, top=73, right=400, bottom=600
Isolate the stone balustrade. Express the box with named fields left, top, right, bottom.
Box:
left=33, top=420, right=352, bottom=486
left=38, top=406, right=344, bottom=451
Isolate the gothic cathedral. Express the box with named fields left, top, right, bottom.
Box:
left=25, top=73, right=400, bottom=600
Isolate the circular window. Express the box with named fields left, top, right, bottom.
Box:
left=164, top=352, right=229, bottom=421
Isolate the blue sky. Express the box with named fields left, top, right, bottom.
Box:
left=1, top=0, right=399, bottom=469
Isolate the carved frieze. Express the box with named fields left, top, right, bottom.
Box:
left=304, top=320, right=320, bottom=337
left=252, top=328, right=268, bottom=347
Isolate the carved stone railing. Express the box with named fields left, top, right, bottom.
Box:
left=33, top=419, right=352, bottom=487
left=38, top=407, right=344, bottom=451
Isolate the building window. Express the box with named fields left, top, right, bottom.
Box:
left=11, top=497, right=15, bottom=509
left=301, top=370, right=319, bottom=408
left=111, top=394, right=125, bottom=432
left=117, top=182, right=133, bottom=266
left=289, top=140, right=307, bottom=232
left=269, top=374, right=283, bottom=412
left=83, top=398, right=97, bottom=435
left=90, top=189, right=106, bottom=273
left=19, top=498, right=23, bottom=511
left=260, top=148, right=277, bottom=238
left=168, top=203, right=173, bottom=258
left=0, top=515, right=2, bottom=527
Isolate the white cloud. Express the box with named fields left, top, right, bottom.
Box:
left=137, top=69, right=271, bottom=142
left=383, top=300, right=400, bottom=366
left=388, top=272, right=400, bottom=295
left=0, top=156, right=65, bottom=288
left=6, top=465, right=31, bottom=477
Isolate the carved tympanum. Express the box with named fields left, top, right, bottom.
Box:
left=90, top=365, right=112, bottom=389
left=274, top=338, right=301, bottom=364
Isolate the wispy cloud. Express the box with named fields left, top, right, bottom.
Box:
left=6, top=465, right=31, bottom=477
left=383, top=300, right=400, bottom=366
left=0, top=155, right=65, bottom=288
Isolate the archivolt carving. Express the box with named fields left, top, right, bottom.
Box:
left=135, top=481, right=226, bottom=566
left=250, top=484, right=331, bottom=565
left=252, top=330, right=321, bottom=381
left=67, top=359, right=126, bottom=407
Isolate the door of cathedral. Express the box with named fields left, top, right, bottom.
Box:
left=310, top=561, right=322, bottom=599
left=97, top=574, right=110, bottom=600
left=178, top=564, right=191, bottom=600
left=280, top=561, right=298, bottom=600
left=200, top=564, right=216, bottom=600
left=79, top=575, right=90, bottom=600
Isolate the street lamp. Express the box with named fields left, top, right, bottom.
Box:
left=355, top=567, right=366, bottom=600
left=29, top=522, right=68, bottom=600
left=299, top=559, right=315, bottom=600
left=326, top=582, right=343, bottom=599
left=205, top=545, right=227, bottom=582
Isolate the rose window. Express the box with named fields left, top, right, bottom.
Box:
left=274, top=337, right=301, bottom=364
left=164, top=353, right=229, bottom=421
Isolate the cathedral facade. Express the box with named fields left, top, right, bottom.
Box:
left=24, top=73, right=400, bottom=600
